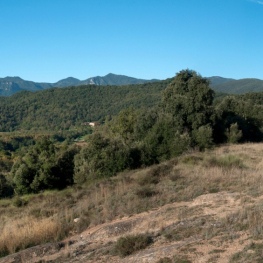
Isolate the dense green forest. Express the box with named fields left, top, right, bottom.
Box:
left=0, top=80, right=171, bottom=131
left=0, top=70, right=263, bottom=198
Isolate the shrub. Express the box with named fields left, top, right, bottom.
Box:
left=114, top=233, right=153, bottom=257
left=11, top=138, right=78, bottom=194
left=156, top=257, right=172, bottom=263
left=137, top=163, right=173, bottom=186
left=74, top=134, right=131, bottom=183
left=203, top=155, right=244, bottom=169
left=192, top=125, right=213, bottom=150
left=225, top=123, right=243, bottom=144
left=136, top=186, right=157, bottom=198
left=12, top=196, right=27, bottom=207
left=172, top=255, right=192, bottom=263
left=0, top=174, right=14, bottom=198
left=181, top=155, right=203, bottom=165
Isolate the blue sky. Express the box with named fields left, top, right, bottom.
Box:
left=0, top=0, right=262, bottom=82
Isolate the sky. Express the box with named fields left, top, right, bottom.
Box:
left=0, top=0, right=262, bottom=82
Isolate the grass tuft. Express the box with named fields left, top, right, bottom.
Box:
left=114, top=233, right=153, bottom=257
left=203, top=154, right=244, bottom=169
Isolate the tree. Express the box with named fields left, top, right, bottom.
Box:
left=0, top=174, right=14, bottom=198
left=74, top=133, right=131, bottom=184
left=214, top=96, right=263, bottom=143
left=108, top=108, right=139, bottom=144
left=161, top=69, right=215, bottom=146
left=11, top=138, right=77, bottom=194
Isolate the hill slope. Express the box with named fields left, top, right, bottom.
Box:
left=0, top=77, right=52, bottom=96
left=1, top=143, right=263, bottom=262
left=210, top=78, right=263, bottom=94
left=0, top=80, right=170, bottom=131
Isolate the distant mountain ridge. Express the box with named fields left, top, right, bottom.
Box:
left=0, top=73, right=159, bottom=96
left=209, top=78, right=263, bottom=94
left=1, top=73, right=263, bottom=96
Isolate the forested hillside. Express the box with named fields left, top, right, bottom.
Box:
left=211, top=78, right=263, bottom=94
left=0, top=80, right=170, bottom=131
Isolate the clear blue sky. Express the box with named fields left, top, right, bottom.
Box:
left=0, top=0, right=262, bottom=82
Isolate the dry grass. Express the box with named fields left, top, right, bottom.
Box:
left=0, top=143, right=263, bottom=258
left=0, top=216, right=63, bottom=256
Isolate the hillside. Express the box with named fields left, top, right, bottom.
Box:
left=0, top=74, right=159, bottom=96
left=0, top=80, right=170, bottom=131
left=1, top=143, right=263, bottom=262
left=207, top=76, right=234, bottom=86
left=0, top=77, right=52, bottom=96
left=210, top=78, right=263, bottom=94
left=0, top=76, right=263, bottom=134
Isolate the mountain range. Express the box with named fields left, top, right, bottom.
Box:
left=1, top=73, right=263, bottom=96
left=0, top=73, right=158, bottom=96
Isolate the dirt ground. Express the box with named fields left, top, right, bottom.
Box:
left=0, top=190, right=256, bottom=263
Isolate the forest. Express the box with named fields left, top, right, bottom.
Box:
left=0, top=69, right=263, bottom=198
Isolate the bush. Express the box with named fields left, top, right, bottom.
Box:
left=192, top=125, right=213, bottom=150
left=136, top=186, right=157, bottom=198
left=156, top=257, right=172, bottom=263
left=11, top=138, right=78, bottom=194
left=137, top=163, right=173, bottom=186
left=12, top=196, right=27, bottom=207
left=74, top=134, right=131, bottom=183
left=203, top=155, right=244, bottom=169
left=0, top=174, right=14, bottom=198
left=114, top=234, right=153, bottom=257
left=225, top=123, right=243, bottom=144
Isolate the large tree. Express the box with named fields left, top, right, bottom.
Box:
left=161, top=69, right=215, bottom=148
left=11, top=138, right=78, bottom=194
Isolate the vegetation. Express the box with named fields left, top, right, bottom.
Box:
left=0, top=69, right=263, bottom=260
left=0, top=69, right=262, bottom=196
left=10, top=138, right=78, bottom=194
left=0, top=143, right=262, bottom=260
left=114, top=233, right=153, bottom=257
left=212, top=78, right=263, bottom=94
left=0, top=80, right=169, bottom=131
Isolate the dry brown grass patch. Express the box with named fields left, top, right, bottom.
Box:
left=0, top=216, right=63, bottom=255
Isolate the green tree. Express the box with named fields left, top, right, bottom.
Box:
left=192, top=125, right=213, bottom=150
left=11, top=138, right=77, bottom=194
left=161, top=70, right=215, bottom=143
left=0, top=174, right=14, bottom=198
left=214, top=96, right=263, bottom=143
left=74, top=133, right=131, bottom=184
left=108, top=108, right=139, bottom=144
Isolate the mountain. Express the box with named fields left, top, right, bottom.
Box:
left=0, top=74, right=159, bottom=96
left=207, top=76, right=235, bottom=86
left=210, top=78, right=263, bottom=94
left=80, top=73, right=159, bottom=86
left=1, top=74, right=263, bottom=97
left=0, top=76, right=52, bottom=96
left=53, top=77, right=81, bottom=88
